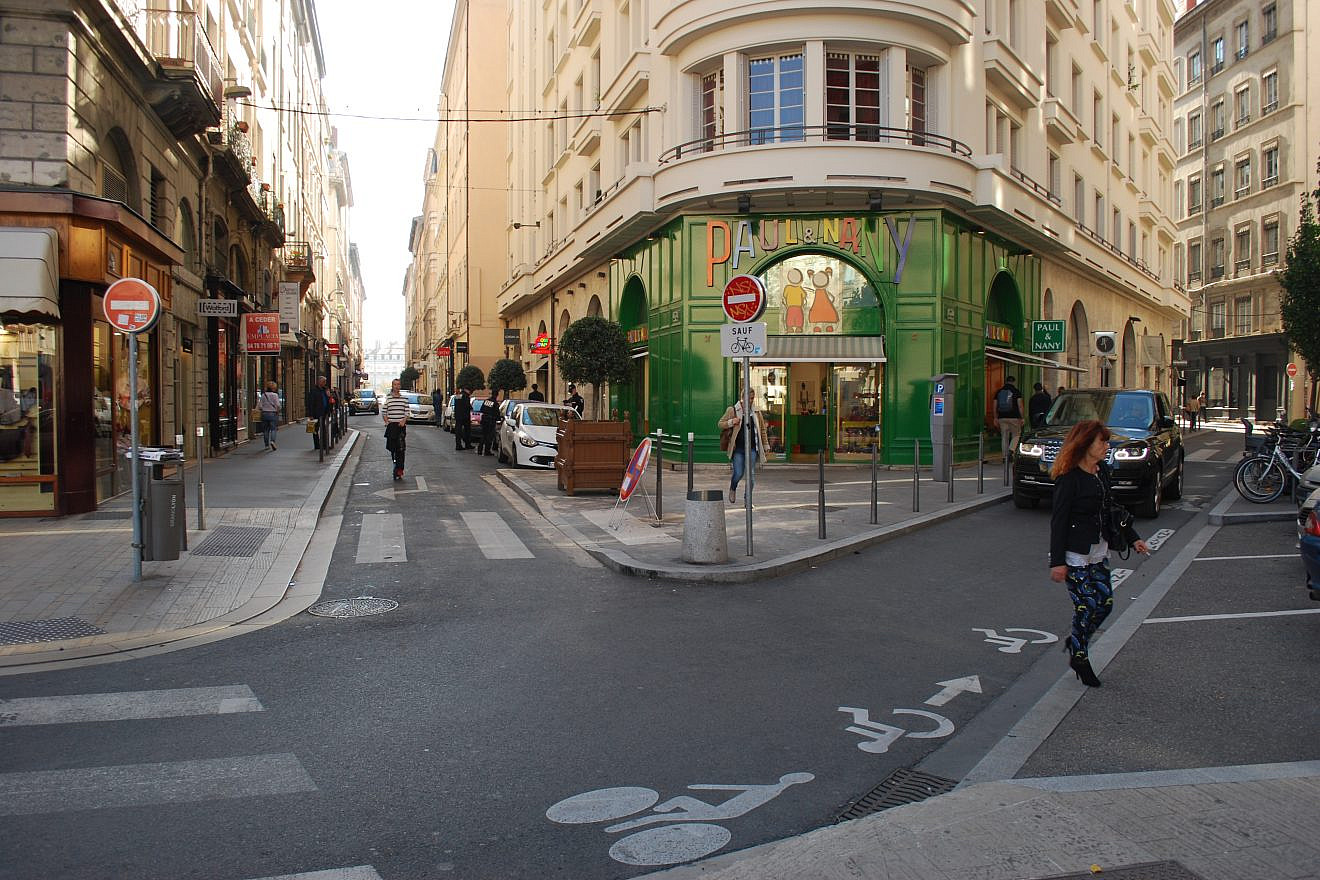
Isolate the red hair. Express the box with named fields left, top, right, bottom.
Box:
left=1050, top=419, right=1112, bottom=478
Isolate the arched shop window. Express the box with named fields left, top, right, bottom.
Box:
left=757, top=252, right=881, bottom=335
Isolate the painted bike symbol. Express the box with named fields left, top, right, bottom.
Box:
left=972, top=627, right=1057, bottom=654
left=546, top=772, right=814, bottom=867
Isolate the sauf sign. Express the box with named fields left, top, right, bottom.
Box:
left=704, top=215, right=919, bottom=287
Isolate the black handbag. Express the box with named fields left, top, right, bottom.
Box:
left=1097, top=468, right=1133, bottom=557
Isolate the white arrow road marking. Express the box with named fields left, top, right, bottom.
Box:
left=924, top=676, right=982, bottom=707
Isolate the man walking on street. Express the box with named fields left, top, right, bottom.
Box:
left=993, top=375, right=1024, bottom=461
left=1186, top=391, right=1202, bottom=431
left=382, top=379, right=410, bottom=481
left=1028, top=382, right=1052, bottom=429
left=454, top=388, right=474, bottom=450
left=306, top=376, right=330, bottom=450
left=477, top=389, right=500, bottom=456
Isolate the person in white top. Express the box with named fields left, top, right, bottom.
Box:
left=257, top=382, right=281, bottom=450
left=718, top=387, right=771, bottom=505
left=381, top=379, right=411, bottom=481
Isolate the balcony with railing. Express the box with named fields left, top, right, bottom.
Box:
left=250, top=182, right=286, bottom=246
left=209, top=117, right=252, bottom=186
left=281, top=241, right=315, bottom=282
left=1234, top=258, right=1251, bottom=276
left=139, top=2, right=224, bottom=137
left=658, top=124, right=972, bottom=164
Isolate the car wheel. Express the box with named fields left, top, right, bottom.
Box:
left=1013, top=490, right=1039, bottom=509
left=1137, top=473, right=1162, bottom=518
left=1164, top=454, right=1184, bottom=500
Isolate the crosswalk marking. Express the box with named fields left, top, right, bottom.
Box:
left=0, top=685, right=262, bottom=727
left=0, top=753, right=316, bottom=817
left=356, top=513, right=407, bottom=563
left=460, top=512, right=534, bottom=559
left=248, top=868, right=383, bottom=880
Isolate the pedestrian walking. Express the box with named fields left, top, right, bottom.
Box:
left=432, top=387, right=445, bottom=427
left=477, top=390, right=500, bottom=455
left=1049, top=419, right=1150, bottom=687
left=563, top=383, right=585, bottom=417
left=454, top=388, right=474, bottom=450
left=1186, top=392, right=1202, bottom=431
left=382, top=379, right=410, bottom=481
left=306, top=376, right=330, bottom=450
left=1028, top=382, right=1052, bottom=429
left=718, top=387, right=770, bottom=505
left=993, top=375, right=1024, bottom=460
left=327, top=388, right=341, bottom=445
left=528, top=383, right=545, bottom=402
left=258, top=381, right=281, bottom=450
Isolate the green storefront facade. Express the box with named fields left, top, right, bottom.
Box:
left=609, top=210, right=1046, bottom=466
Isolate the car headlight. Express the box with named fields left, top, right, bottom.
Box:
left=1113, top=445, right=1149, bottom=461
left=518, top=432, right=537, bottom=448
left=1017, top=442, right=1046, bottom=457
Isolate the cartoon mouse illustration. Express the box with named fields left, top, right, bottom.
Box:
left=807, top=267, right=838, bottom=332
left=782, top=267, right=806, bottom=333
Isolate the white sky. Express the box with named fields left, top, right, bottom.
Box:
left=317, top=0, right=456, bottom=351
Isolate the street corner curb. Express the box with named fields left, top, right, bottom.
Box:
left=494, top=469, right=549, bottom=517
left=586, top=490, right=1012, bottom=584
left=1205, top=479, right=1297, bottom=525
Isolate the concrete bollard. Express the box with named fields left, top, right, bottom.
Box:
left=682, top=490, right=729, bottom=564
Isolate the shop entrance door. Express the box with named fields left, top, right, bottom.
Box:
left=985, top=359, right=1006, bottom=431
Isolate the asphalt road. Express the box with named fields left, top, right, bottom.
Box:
left=2, top=420, right=1307, bottom=880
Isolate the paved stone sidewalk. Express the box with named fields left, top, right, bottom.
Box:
left=499, top=460, right=1011, bottom=582
left=0, top=429, right=358, bottom=671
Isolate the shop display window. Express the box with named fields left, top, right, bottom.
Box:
left=833, top=364, right=882, bottom=457
left=0, top=323, right=58, bottom=513
left=759, top=252, right=881, bottom=336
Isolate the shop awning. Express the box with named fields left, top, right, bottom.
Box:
left=752, top=335, right=886, bottom=363
left=0, top=227, right=59, bottom=321
left=985, top=345, right=1088, bottom=373
left=525, top=357, right=548, bottom=373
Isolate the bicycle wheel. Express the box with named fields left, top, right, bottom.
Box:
left=1234, top=457, right=1286, bottom=503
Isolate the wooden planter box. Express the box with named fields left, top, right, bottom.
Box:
left=555, top=418, right=632, bottom=495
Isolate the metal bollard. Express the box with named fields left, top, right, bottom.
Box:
left=818, top=449, right=827, bottom=540
left=870, top=429, right=879, bottom=525
left=947, top=446, right=954, bottom=503
left=687, top=432, right=694, bottom=497
left=912, top=438, right=920, bottom=513
left=978, top=434, right=985, bottom=495
left=1003, top=453, right=1010, bottom=487
left=195, top=428, right=206, bottom=531
left=655, top=430, right=664, bottom=521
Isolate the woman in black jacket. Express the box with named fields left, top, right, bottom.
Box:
left=1049, top=419, right=1150, bottom=687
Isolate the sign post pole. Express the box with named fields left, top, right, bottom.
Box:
left=129, top=331, right=142, bottom=582
left=743, top=354, right=753, bottom=557
left=720, top=273, right=768, bottom=559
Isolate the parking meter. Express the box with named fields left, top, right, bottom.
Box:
left=930, top=373, right=957, bottom=482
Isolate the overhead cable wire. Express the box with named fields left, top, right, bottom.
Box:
left=237, top=100, right=662, bottom=124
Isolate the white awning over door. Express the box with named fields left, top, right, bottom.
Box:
left=0, top=227, right=59, bottom=321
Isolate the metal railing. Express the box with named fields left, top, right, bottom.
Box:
left=282, top=241, right=312, bottom=270
left=143, top=4, right=223, bottom=107
left=657, top=124, right=972, bottom=164
left=1010, top=165, right=1062, bottom=206
left=1234, top=258, right=1252, bottom=275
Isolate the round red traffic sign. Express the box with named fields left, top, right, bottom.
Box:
left=721, top=275, right=767, bottom=323
left=103, top=277, right=161, bottom=334
left=619, top=437, right=652, bottom=501
left=1287, top=362, right=1298, bottom=378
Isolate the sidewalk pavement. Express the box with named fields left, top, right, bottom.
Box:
left=0, top=427, right=359, bottom=673
left=497, top=459, right=1012, bottom=583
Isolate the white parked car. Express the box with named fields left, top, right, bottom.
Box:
left=497, top=402, right=578, bottom=467
left=403, top=392, right=434, bottom=424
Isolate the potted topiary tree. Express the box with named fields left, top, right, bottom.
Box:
left=487, top=358, right=527, bottom=402
left=455, top=364, right=485, bottom=393
left=399, top=366, right=420, bottom=390
left=554, top=317, right=633, bottom=494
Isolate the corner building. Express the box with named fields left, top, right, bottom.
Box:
left=503, top=0, right=1189, bottom=464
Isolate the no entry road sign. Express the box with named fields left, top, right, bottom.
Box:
left=722, top=274, right=767, bottom=323
left=103, top=277, right=161, bottom=334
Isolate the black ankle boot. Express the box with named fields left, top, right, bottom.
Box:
left=1069, top=653, right=1102, bottom=687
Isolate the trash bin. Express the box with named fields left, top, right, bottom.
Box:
left=135, top=450, right=185, bottom=562
left=682, top=490, right=728, bottom=564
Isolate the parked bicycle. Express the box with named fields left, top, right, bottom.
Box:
left=1233, top=419, right=1320, bottom=504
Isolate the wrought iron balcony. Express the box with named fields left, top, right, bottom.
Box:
left=209, top=117, right=252, bottom=186
left=141, top=3, right=224, bottom=137
left=657, top=124, right=972, bottom=164
left=281, top=241, right=314, bottom=280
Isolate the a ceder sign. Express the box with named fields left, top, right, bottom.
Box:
left=244, top=313, right=280, bottom=354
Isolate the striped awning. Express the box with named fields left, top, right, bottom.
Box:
left=985, top=345, right=1087, bottom=373
left=751, top=335, right=886, bottom=363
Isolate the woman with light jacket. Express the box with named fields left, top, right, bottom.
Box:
left=718, top=387, right=770, bottom=505
left=1049, top=419, right=1149, bottom=687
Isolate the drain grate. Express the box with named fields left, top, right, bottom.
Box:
left=1038, top=862, right=1207, bottom=880
left=0, top=617, right=107, bottom=646
left=307, top=596, right=399, bottom=618
left=794, top=504, right=845, bottom=512
left=81, top=510, right=133, bottom=521
left=190, top=526, right=272, bottom=557
left=834, top=768, right=957, bottom=823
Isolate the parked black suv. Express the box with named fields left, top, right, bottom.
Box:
left=1012, top=388, right=1184, bottom=517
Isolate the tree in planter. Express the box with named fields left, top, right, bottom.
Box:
left=399, top=366, right=419, bottom=390
left=455, top=364, right=486, bottom=393
left=1278, top=158, right=1320, bottom=415
left=557, top=316, right=632, bottom=418
left=487, top=358, right=527, bottom=401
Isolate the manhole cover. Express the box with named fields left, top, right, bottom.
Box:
left=834, top=768, right=957, bottom=822
left=307, top=597, right=399, bottom=618
left=191, top=526, right=272, bottom=557
left=1038, top=862, right=1207, bottom=880
left=0, top=617, right=107, bottom=646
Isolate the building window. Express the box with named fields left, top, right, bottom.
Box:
left=1210, top=36, right=1224, bottom=75
left=1262, top=70, right=1278, bottom=114
left=1188, top=112, right=1202, bottom=149
left=1210, top=300, right=1226, bottom=337
left=1210, top=100, right=1224, bottom=141
left=1235, top=20, right=1249, bottom=59
left=1112, top=207, right=1121, bottom=244
left=825, top=53, right=881, bottom=142
left=1234, top=157, right=1250, bottom=198
left=1235, top=296, right=1252, bottom=335
left=1094, top=192, right=1104, bottom=234
left=1188, top=175, right=1202, bottom=214
left=1234, top=228, right=1251, bottom=275
left=1234, top=86, right=1250, bottom=127
left=1188, top=50, right=1201, bottom=85
left=1262, top=145, right=1279, bottom=187
left=1074, top=173, right=1085, bottom=225
left=1210, top=237, right=1225, bottom=279
left=908, top=64, right=928, bottom=143
left=1262, top=218, right=1280, bottom=265
left=1071, top=64, right=1083, bottom=115
left=1048, top=152, right=1061, bottom=200
left=1188, top=240, right=1202, bottom=283
left=1174, top=180, right=1184, bottom=219
left=700, top=69, right=725, bottom=149
left=1210, top=166, right=1224, bottom=207
left=1093, top=91, right=1104, bottom=146
left=748, top=53, right=805, bottom=144
left=1173, top=118, right=1184, bottom=153
left=1262, top=4, right=1277, bottom=44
